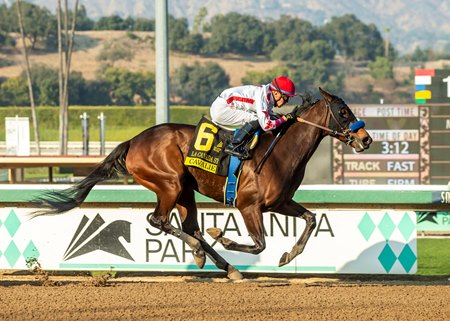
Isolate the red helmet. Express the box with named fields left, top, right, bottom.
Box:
left=270, top=76, right=296, bottom=96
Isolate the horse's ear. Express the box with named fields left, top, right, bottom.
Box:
left=319, top=87, right=333, bottom=103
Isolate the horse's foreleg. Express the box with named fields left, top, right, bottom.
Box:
left=276, top=201, right=317, bottom=267
left=176, top=189, right=243, bottom=280
left=207, top=206, right=266, bottom=255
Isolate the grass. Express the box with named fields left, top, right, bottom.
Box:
left=417, top=238, right=450, bottom=276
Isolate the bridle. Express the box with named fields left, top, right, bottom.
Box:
left=296, top=98, right=365, bottom=145
left=254, top=94, right=366, bottom=174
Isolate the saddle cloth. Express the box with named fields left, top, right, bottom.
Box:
left=184, top=117, right=233, bottom=176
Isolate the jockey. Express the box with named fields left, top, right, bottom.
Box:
left=210, top=75, right=296, bottom=160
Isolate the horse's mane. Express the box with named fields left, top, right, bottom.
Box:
left=291, top=92, right=320, bottom=117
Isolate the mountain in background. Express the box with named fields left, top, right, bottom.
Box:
left=3, top=0, right=449, bottom=54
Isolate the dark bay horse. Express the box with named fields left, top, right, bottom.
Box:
left=31, top=88, right=372, bottom=280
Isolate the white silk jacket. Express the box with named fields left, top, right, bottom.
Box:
left=210, top=84, right=286, bottom=131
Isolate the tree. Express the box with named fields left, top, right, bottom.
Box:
left=321, top=14, right=384, bottom=61
left=368, top=56, right=394, bottom=80
left=168, top=16, right=190, bottom=51
left=96, top=37, right=135, bottom=65
left=0, top=31, right=16, bottom=47
left=133, top=17, right=154, bottom=31
left=10, top=1, right=56, bottom=50
left=94, top=15, right=128, bottom=30
left=178, top=34, right=204, bottom=54
left=172, top=62, right=229, bottom=105
left=411, top=46, right=429, bottom=62
left=103, top=67, right=155, bottom=105
left=74, top=5, right=94, bottom=30
left=0, top=76, right=29, bottom=106
left=241, top=66, right=289, bottom=86
left=193, top=7, right=207, bottom=34
left=204, top=12, right=266, bottom=55
left=271, top=39, right=335, bottom=63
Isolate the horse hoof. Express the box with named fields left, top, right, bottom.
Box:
left=193, top=251, right=206, bottom=269
left=278, top=252, right=290, bottom=267
left=206, top=227, right=223, bottom=240
left=227, top=265, right=243, bottom=280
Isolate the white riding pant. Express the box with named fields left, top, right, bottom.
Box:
left=210, top=97, right=258, bottom=131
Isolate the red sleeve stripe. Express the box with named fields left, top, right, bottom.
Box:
left=226, top=96, right=255, bottom=104
left=275, top=118, right=285, bottom=127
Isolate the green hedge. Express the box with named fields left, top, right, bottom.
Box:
left=0, top=106, right=210, bottom=141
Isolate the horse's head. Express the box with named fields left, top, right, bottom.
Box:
left=292, top=88, right=372, bottom=153
left=318, top=87, right=372, bottom=152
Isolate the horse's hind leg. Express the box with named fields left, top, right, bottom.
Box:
left=134, top=177, right=207, bottom=268
left=176, top=188, right=243, bottom=280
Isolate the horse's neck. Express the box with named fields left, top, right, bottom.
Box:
left=290, top=101, right=328, bottom=168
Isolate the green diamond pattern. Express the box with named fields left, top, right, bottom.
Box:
left=378, top=213, right=396, bottom=240
left=5, top=209, right=21, bottom=237
left=398, top=245, right=416, bottom=273
left=358, top=212, right=376, bottom=241
left=378, top=244, right=396, bottom=273
left=23, top=240, right=40, bottom=261
left=398, top=213, right=415, bottom=241
left=4, top=241, right=21, bottom=267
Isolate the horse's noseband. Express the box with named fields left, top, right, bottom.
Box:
left=325, top=99, right=366, bottom=145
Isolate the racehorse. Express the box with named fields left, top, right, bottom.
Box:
left=31, top=88, right=372, bottom=280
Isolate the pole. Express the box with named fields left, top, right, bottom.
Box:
left=98, top=112, right=106, bottom=156
left=80, top=112, right=89, bottom=155
left=155, top=0, right=170, bottom=124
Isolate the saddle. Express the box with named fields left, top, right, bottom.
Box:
left=185, top=117, right=259, bottom=176
left=185, top=117, right=259, bottom=206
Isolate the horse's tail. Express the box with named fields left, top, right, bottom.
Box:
left=31, top=140, right=131, bottom=217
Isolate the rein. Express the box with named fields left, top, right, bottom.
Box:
left=254, top=97, right=366, bottom=174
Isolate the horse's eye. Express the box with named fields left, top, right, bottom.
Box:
left=339, top=107, right=350, bottom=118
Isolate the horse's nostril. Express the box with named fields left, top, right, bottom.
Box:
left=362, top=136, right=372, bottom=145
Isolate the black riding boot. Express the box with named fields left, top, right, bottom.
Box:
left=224, top=120, right=260, bottom=160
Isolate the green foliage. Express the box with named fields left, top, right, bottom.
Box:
left=177, top=33, right=204, bottom=54
left=172, top=62, right=230, bottom=105
left=270, top=15, right=320, bottom=44
left=94, top=15, right=130, bottom=30
left=368, top=56, right=394, bottom=80
left=410, top=46, right=430, bottom=62
left=321, top=14, right=384, bottom=61
left=271, top=40, right=335, bottom=63
left=241, top=66, right=289, bottom=85
left=0, top=30, right=15, bottom=48
left=28, top=64, right=59, bottom=106
left=0, top=76, right=29, bottom=106
left=96, top=38, right=136, bottom=64
left=204, top=12, right=266, bottom=55
left=132, top=17, right=154, bottom=31
left=8, top=2, right=56, bottom=50
left=168, top=16, right=190, bottom=51
left=103, top=67, right=155, bottom=105
left=193, top=7, right=208, bottom=34
left=74, top=5, right=95, bottom=31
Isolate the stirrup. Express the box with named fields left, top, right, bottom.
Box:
left=224, top=145, right=250, bottom=160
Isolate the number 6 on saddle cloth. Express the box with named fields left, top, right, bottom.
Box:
left=184, top=117, right=260, bottom=206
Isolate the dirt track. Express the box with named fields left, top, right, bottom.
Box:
left=1, top=273, right=449, bottom=321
